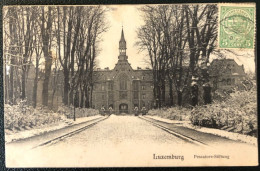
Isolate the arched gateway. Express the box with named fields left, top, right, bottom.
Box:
left=119, top=103, right=128, bottom=114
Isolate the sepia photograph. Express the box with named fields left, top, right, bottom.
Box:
left=2, top=2, right=258, bottom=167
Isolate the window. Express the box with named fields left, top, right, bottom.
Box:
left=142, top=76, right=145, bottom=80
left=142, top=94, right=146, bottom=99
left=101, top=83, right=105, bottom=91
left=227, top=78, right=231, bottom=85
left=108, top=93, right=113, bottom=100
left=232, top=78, right=235, bottom=84
left=133, top=81, right=138, bottom=90
left=133, top=92, right=139, bottom=99
left=102, top=94, right=105, bottom=100
left=120, top=79, right=127, bottom=90
left=141, top=85, right=145, bottom=90
left=120, top=91, right=127, bottom=99
left=226, top=64, right=232, bottom=73
left=222, top=79, right=226, bottom=85
left=108, top=82, right=113, bottom=90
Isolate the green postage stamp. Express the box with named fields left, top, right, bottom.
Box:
left=219, top=4, right=255, bottom=49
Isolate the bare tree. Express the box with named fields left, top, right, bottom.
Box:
left=4, top=6, right=108, bottom=109
left=137, top=4, right=218, bottom=107
left=137, top=5, right=167, bottom=108
left=56, top=6, right=108, bottom=107
left=5, top=7, right=19, bottom=105
left=184, top=4, right=218, bottom=105
left=40, top=7, right=55, bottom=106
left=32, top=12, right=43, bottom=108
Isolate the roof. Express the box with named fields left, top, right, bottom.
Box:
left=209, top=59, right=245, bottom=76
left=120, top=28, right=126, bottom=42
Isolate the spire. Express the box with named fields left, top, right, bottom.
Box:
left=120, top=27, right=126, bottom=42
left=119, top=27, right=127, bottom=60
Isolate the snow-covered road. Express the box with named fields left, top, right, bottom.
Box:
left=6, top=115, right=258, bottom=167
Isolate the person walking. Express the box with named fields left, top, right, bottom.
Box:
left=134, top=106, right=139, bottom=116
left=101, top=106, right=105, bottom=116
left=141, top=106, right=147, bottom=115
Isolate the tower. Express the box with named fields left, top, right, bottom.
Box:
left=118, top=28, right=127, bottom=60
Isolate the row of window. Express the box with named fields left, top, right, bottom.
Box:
left=99, top=92, right=147, bottom=100
left=96, top=82, right=149, bottom=91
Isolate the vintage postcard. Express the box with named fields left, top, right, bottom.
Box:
left=3, top=3, right=258, bottom=167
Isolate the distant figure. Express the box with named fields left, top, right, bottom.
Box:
left=134, top=106, right=139, bottom=116
left=141, top=106, right=147, bottom=115
left=108, top=106, right=113, bottom=115
left=101, top=106, right=105, bottom=116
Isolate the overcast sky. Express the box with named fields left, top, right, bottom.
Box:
left=97, top=5, right=255, bottom=73
left=97, top=5, right=148, bottom=70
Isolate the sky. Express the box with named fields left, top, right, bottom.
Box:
left=97, top=5, right=148, bottom=70
left=93, top=5, right=255, bottom=73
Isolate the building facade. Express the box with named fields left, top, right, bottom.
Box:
left=92, top=29, right=154, bottom=114
left=18, top=29, right=247, bottom=113
left=209, top=58, right=246, bottom=91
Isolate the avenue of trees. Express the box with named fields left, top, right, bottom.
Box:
left=3, top=6, right=108, bottom=108
left=136, top=4, right=218, bottom=107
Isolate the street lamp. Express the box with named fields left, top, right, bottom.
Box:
left=73, top=89, right=77, bottom=121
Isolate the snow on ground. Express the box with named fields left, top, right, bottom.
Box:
left=145, top=115, right=190, bottom=124
left=146, top=115, right=257, bottom=146
left=6, top=115, right=258, bottom=167
left=5, top=115, right=102, bottom=143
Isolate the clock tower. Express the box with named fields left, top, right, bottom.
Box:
left=118, top=28, right=127, bottom=61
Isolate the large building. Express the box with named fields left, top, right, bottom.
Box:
left=91, top=29, right=247, bottom=114
left=209, top=58, right=246, bottom=91
left=92, top=29, right=154, bottom=114
left=17, top=28, right=247, bottom=113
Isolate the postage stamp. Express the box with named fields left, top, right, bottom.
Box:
left=218, top=4, right=255, bottom=49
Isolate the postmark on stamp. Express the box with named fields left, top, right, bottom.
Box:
left=218, top=4, right=255, bottom=49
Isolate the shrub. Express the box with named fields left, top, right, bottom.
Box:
left=57, top=105, right=99, bottom=119
left=190, top=89, right=257, bottom=136
left=147, top=107, right=191, bottom=121
left=4, top=101, right=63, bottom=131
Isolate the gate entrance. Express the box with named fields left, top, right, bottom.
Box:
left=119, top=103, right=128, bottom=114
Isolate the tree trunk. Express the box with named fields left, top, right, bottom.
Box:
left=69, top=89, right=73, bottom=105
left=42, top=55, right=52, bottom=106
left=157, top=85, right=161, bottom=108
left=80, top=88, right=84, bottom=108
left=90, top=85, right=93, bottom=108
left=9, top=56, right=14, bottom=105
left=161, top=80, right=166, bottom=107
left=63, top=69, right=70, bottom=105
left=203, top=85, right=212, bottom=105
left=74, top=90, right=79, bottom=108
left=177, top=90, right=183, bottom=106
left=4, top=61, right=8, bottom=103
left=41, top=7, right=53, bottom=107
left=168, top=78, right=174, bottom=106
left=21, top=68, right=26, bottom=100
left=191, top=84, right=198, bottom=106
left=32, top=58, right=39, bottom=108
left=84, top=87, right=90, bottom=108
